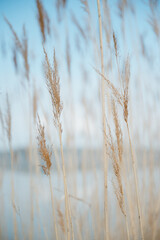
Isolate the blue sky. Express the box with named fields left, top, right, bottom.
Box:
left=0, top=0, right=160, bottom=150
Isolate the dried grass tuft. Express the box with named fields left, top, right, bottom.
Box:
left=36, top=0, right=50, bottom=43
left=37, top=116, right=52, bottom=175
left=43, top=47, right=63, bottom=130
left=112, top=99, right=123, bottom=163
left=4, top=17, right=29, bottom=80
left=105, top=99, right=125, bottom=217
left=95, top=60, right=130, bottom=124
left=113, top=31, right=118, bottom=58
left=123, top=57, right=130, bottom=123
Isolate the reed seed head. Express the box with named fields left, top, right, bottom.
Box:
left=36, top=0, right=50, bottom=43
left=43, top=47, right=63, bottom=130
left=37, top=116, right=52, bottom=175
left=4, top=17, right=29, bottom=81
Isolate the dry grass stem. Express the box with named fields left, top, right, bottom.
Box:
left=97, top=0, right=109, bottom=239
left=5, top=95, right=18, bottom=240
left=43, top=47, right=73, bottom=240
left=37, top=116, right=59, bottom=240
left=105, top=99, right=130, bottom=239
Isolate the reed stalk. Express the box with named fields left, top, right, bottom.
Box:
left=5, top=95, right=18, bottom=240
left=10, top=142, right=18, bottom=240
left=58, top=122, right=74, bottom=240
left=96, top=0, right=109, bottom=239
left=126, top=123, right=144, bottom=240
left=37, top=117, right=59, bottom=240
left=43, top=47, right=74, bottom=240
left=49, top=174, right=59, bottom=240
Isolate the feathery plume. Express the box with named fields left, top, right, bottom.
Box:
left=94, top=67, right=123, bottom=106
left=112, top=99, right=123, bottom=163
left=36, top=0, right=50, bottom=43
left=113, top=31, right=118, bottom=58
left=94, top=58, right=130, bottom=124
left=4, top=17, right=29, bottom=80
left=43, top=47, right=63, bottom=130
left=37, top=116, right=52, bottom=175
left=123, top=57, right=130, bottom=123
left=105, top=102, right=125, bottom=216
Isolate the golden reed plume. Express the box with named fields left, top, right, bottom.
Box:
left=37, top=116, right=52, bottom=175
